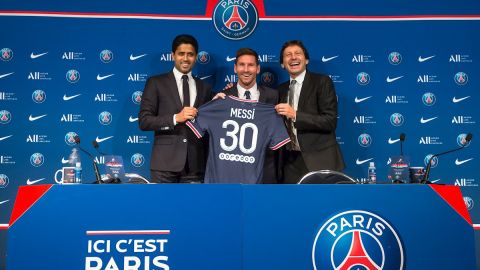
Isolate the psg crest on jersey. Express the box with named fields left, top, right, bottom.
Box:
left=312, top=210, right=404, bottom=270
left=213, top=0, right=259, bottom=40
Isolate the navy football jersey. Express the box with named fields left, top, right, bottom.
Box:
left=187, top=96, right=290, bottom=184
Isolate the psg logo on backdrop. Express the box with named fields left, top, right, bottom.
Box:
left=463, top=196, right=474, bottom=211
left=100, top=49, right=113, bottom=63
left=390, top=113, right=404, bottom=126
left=312, top=210, right=404, bottom=270
left=65, top=132, right=78, bottom=146
left=454, top=72, right=468, bottom=85
left=424, top=154, right=438, bottom=168
left=358, top=133, right=372, bottom=147
left=32, top=90, right=46, bottom=103
left=0, top=110, right=12, bottom=124
left=197, top=51, right=210, bottom=64
left=213, top=0, right=259, bottom=40
left=1, top=48, right=13, bottom=61
left=388, top=52, right=402, bottom=65
left=422, top=92, right=436, bottom=106
left=131, top=153, right=145, bottom=167
left=98, top=111, right=112, bottom=125
left=132, top=91, right=143, bottom=105
left=30, top=153, right=44, bottom=167
left=356, top=72, right=370, bottom=85
left=457, top=133, right=471, bottom=147
left=0, top=174, right=9, bottom=188
left=261, top=71, right=276, bottom=86
left=66, top=69, right=80, bottom=83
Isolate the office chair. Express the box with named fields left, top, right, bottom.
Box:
left=297, top=170, right=358, bottom=184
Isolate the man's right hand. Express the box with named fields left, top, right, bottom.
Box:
left=175, top=107, right=198, bottom=123
left=212, top=92, right=226, bottom=100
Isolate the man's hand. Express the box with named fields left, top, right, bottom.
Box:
left=212, top=92, right=226, bottom=100
left=275, top=103, right=296, bottom=120
left=175, top=107, right=198, bottom=123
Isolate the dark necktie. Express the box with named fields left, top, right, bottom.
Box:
left=182, top=74, right=190, bottom=106
left=244, top=90, right=251, bottom=100
left=287, top=80, right=299, bottom=150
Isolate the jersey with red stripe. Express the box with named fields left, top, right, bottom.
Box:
left=187, top=96, right=290, bottom=183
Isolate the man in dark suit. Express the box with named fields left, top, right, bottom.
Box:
left=275, top=40, right=345, bottom=184
left=139, top=34, right=212, bottom=183
left=220, top=48, right=279, bottom=183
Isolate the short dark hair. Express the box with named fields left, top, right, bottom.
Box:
left=172, top=34, right=198, bottom=54
left=235, top=48, right=259, bottom=65
left=279, top=40, right=310, bottom=63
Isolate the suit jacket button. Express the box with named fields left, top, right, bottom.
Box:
left=183, top=139, right=187, bottom=143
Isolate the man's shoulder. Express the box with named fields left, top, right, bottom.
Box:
left=148, top=72, right=173, bottom=81
left=306, top=71, right=331, bottom=82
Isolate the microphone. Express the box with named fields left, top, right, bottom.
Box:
left=399, top=133, right=406, bottom=156
left=92, top=140, right=107, bottom=156
left=422, top=133, right=472, bottom=184
left=73, top=135, right=103, bottom=184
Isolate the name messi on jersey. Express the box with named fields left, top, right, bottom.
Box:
left=230, top=108, right=255, bottom=120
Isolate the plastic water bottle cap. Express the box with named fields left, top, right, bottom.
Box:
left=75, top=162, right=81, bottom=167
left=369, top=162, right=375, bottom=167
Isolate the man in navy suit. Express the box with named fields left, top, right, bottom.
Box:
left=275, top=40, right=345, bottom=184
left=139, top=34, right=212, bottom=183
left=221, top=48, right=280, bottom=183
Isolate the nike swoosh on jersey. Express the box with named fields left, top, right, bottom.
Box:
left=388, top=138, right=400, bottom=144
left=30, top=52, right=48, bottom=59
left=452, top=96, right=470, bottom=103
left=96, top=136, right=114, bottom=143
left=0, top=135, right=13, bottom=141
left=455, top=158, right=473, bottom=165
left=29, top=114, right=47, bottom=121
left=321, top=55, right=339, bottom=62
left=129, top=116, right=138, bottom=122
left=226, top=56, right=236, bottom=62
left=418, top=55, right=435, bottom=62
left=129, top=54, right=147, bottom=60
left=63, top=94, right=81, bottom=101
left=0, top=72, right=14, bottom=79
left=356, top=158, right=373, bottom=165
left=420, top=116, right=438, bottom=124
left=97, top=74, right=115, bottom=80
left=26, top=178, right=46, bottom=185
left=354, top=96, right=372, bottom=103
left=386, top=76, right=404, bottom=83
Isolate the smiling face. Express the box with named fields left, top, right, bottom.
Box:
left=234, top=54, right=260, bottom=89
left=172, top=43, right=197, bottom=74
left=282, top=44, right=309, bottom=78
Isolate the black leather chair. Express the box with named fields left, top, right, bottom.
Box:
left=297, top=170, right=358, bottom=184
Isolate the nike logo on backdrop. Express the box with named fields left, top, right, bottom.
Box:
left=420, top=116, right=438, bottom=124
left=354, top=96, right=372, bottom=103
left=452, top=96, right=470, bottom=103
left=226, top=56, right=236, bottom=62
left=62, top=158, right=69, bottom=164
left=129, top=54, right=147, bottom=61
left=321, top=55, right=339, bottom=62
left=97, top=74, right=114, bottom=80
left=129, top=116, right=138, bottom=122
left=0, top=135, right=13, bottom=141
left=63, top=94, right=81, bottom=101
left=455, top=158, right=473, bottom=165
left=386, top=76, right=403, bottom=83
left=30, top=52, right=48, bottom=59
left=200, top=75, right=213, bottom=80
left=0, top=72, right=14, bottom=79
left=96, top=136, right=114, bottom=143
left=29, top=114, right=47, bottom=121
left=388, top=138, right=400, bottom=144
left=356, top=158, right=373, bottom=165
left=418, top=55, right=435, bottom=62
left=27, top=178, right=46, bottom=185
left=0, top=200, right=9, bottom=205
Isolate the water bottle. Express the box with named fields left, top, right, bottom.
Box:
left=74, top=162, right=82, bottom=183
left=368, top=162, right=377, bottom=184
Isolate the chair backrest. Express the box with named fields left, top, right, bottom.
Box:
left=297, top=170, right=358, bottom=184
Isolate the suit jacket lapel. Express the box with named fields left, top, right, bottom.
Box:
left=167, top=72, right=183, bottom=110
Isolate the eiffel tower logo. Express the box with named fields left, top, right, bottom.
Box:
left=336, top=231, right=381, bottom=269
left=224, top=6, right=247, bottom=30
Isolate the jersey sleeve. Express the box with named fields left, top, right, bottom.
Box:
left=269, top=113, right=291, bottom=150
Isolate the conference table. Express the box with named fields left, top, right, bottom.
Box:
left=6, top=184, right=476, bottom=269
